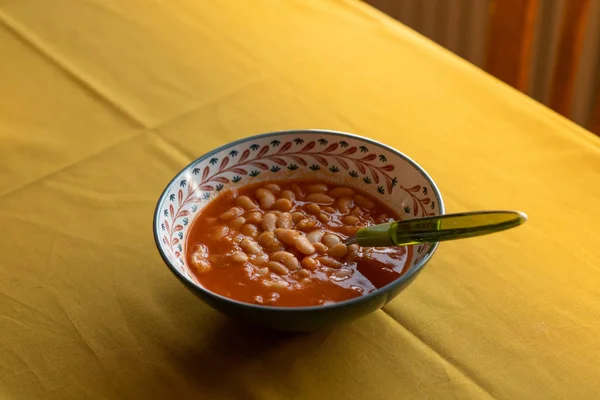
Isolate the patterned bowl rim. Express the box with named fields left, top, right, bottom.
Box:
left=153, top=129, right=446, bottom=311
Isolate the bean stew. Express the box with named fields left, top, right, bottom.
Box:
left=186, top=180, right=412, bottom=307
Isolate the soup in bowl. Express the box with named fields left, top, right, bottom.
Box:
left=153, top=130, right=444, bottom=332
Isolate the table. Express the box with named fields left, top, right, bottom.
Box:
left=1, top=1, right=599, bottom=399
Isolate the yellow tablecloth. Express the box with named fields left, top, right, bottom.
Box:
left=2, top=1, right=599, bottom=398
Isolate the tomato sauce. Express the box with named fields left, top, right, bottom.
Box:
left=186, top=180, right=412, bottom=307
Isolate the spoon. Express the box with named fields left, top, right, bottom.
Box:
left=345, top=210, right=527, bottom=247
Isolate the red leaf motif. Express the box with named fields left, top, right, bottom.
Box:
left=164, top=221, right=170, bottom=233
left=179, top=210, right=190, bottom=217
left=232, top=168, right=248, bottom=175
left=178, top=189, right=183, bottom=205
left=202, top=166, right=210, bottom=181
left=408, top=185, right=421, bottom=192
left=300, top=142, right=316, bottom=152
left=250, top=162, right=269, bottom=170
left=172, top=238, right=180, bottom=245
left=291, top=156, right=307, bottom=166
left=333, top=156, right=349, bottom=169
left=239, top=149, right=250, bottom=163
left=258, top=145, right=269, bottom=158
left=420, top=198, right=431, bottom=204
left=380, top=164, right=395, bottom=171
left=187, top=180, right=196, bottom=195
left=175, top=251, right=181, bottom=258
left=356, top=161, right=366, bottom=174
left=173, top=225, right=183, bottom=233
left=386, top=179, right=393, bottom=194
left=323, top=143, right=339, bottom=153
left=369, top=167, right=380, bottom=184
left=342, top=147, right=357, bottom=156
left=169, top=204, right=175, bottom=219
left=413, top=198, right=418, bottom=216
left=200, top=185, right=214, bottom=191
left=314, top=155, right=329, bottom=166
left=278, top=141, right=292, bottom=153
left=219, top=156, right=229, bottom=171
left=270, top=157, right=287, bottom=166
left=163, top=235, right=169, bottom=245
left=214, top=177, right=230, bottom=184
left=361, top=153, right=377, bottom=162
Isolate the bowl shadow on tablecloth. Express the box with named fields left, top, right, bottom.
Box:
left=145, top=285, right=334, bottom=398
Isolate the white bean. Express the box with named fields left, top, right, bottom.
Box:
left=322, top=234, right=341, bottom=248
left=264, top=183, right=281, bottom=194
left=192, top=254, right=211, bottom=272
left=306, top=230, right=325, bottom=244
left=296, top=218, right=318, bottom=231
left=256, top=188, right=276, bottom=209
left=275, top=228, right=301, bottom=245
left=280, top=190, right=295, bottom=201
left=267, top=261, right=289, bottom=275
left=306, top=183, right=329, bottom=194
left=230, top=216, right=246, bottom=230
left=245, top=211, right=263, bottom=224
left=290, top=183, right=304, bottom=199
left=255, top=267, right=269, bottom=276
left=342, top=225, right=361, bottom=236
left=236, top=195, right=258, bottom=210
left=294, top=235, right=316, bottom=255
left=342, top=215, right=360, bottom=225
left=276, top=212, right=293, bottom=229
left=275, top=198, right=293, bottom=212
left=347, top=244, right=360, bottom=261
left=313, top=243, right=328, bottom=254
left=261, top=212, right=278, bottom=232
left=350, top=206, right=364, bottom=217
left=327, top=243, right=348, bottom=258
left=318, top=213, right=331, bottom=223
left=231, top=251, right=248, bottom=263
left=271, top=251, right=300, bottom=270
left=296, top=269, right=310, bottom=278
left=317, top=256, right=342, bottom=269
left=301, top=256, right=319, bottom=270
left=240, top=238, right=261, bottom=254
left=251, top=253, right=269, bottom=265
left=291, top=211, right=306, bottom=223
left=257, top=232, right=284, bottom=251
left=213, top=225, right=229, bottom=239
left=337, top=197, right=354, bottom=213
left=305, top=193, right=334, bottom=204
left=354, top=194, right=375, bottom=210
left=305, top=204, right=321, bottom=215
left=219, top=206, right=244, bottom=221
left=240, top=223, right=259, bottom=238
left=270, top=281, right=289, bottom=290
left=330, top=187, right=355, bottom=198
left=192, top=244, right=209, bottom=258
left=232, top=234, right=244, bottom=244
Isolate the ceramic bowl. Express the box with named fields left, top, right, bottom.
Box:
left=153, top=130, right=445, bottom=332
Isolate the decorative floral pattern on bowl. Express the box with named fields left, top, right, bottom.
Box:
left=154, top=130, right=445, bottom=285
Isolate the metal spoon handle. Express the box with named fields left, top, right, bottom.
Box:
left=347, top=211, right=527, bottom=247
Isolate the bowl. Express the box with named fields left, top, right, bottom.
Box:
left=153, top=129, right=445, bottom=332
